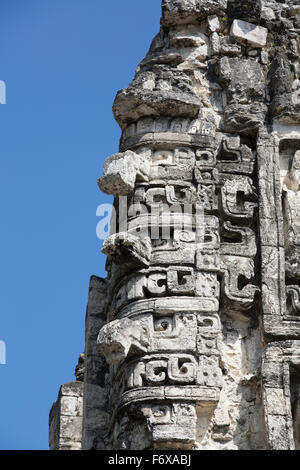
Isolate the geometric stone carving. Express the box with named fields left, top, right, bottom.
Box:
left=217, top=137, right=254, bottom=174
left=144, top=402, right=198, bottom=450
left=222, top=256, right=259, bottom=313
left=220, top=222, right=256, bottom=257
left=221, top=176, right=257, bottom=221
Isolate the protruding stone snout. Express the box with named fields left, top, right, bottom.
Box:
left=98, top=150, right=151, bottom=196
left=102, top=232, right=152, bottom=268
left=97, top=318, right=150, bottom=365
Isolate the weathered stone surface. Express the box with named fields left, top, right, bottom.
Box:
left=269, top=54, right=300, bottom=124
left=113, top=87, right=202, bottom=130
left=49, top=382, right=83, bottom=450
left=102, top=232, right=152, bottom=268
left=227, top=0, right=262, bottom=23
left=230, top=19, right=268, bottom=48
left=207, top=15, right=220, bottom=33
left=97, top=318, right=150, bottom=364
left=98, top=151, right=150, bottom=196
left=82, top=276, right=110, bottom=450
left=162, top=0, right=227, bottom=26
left=51, top=0, right=300, bottom=451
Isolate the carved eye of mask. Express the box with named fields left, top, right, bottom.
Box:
left=154, top=317, right=173, bottom=332
left=153, top=408, right=167, bottom=418
left=152, top=150, right=173, bottom=165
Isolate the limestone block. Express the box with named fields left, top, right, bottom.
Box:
left=262, top=361, right=282, bottom=389
left=81, top=275, right=110, bottom=450
left=261, top=51, right=269, bottom=65
left=59, top=382, right=83, bottom=398
left=169, top=26, right=210, bottom=48
left=214, top=406, right=230, bottom=427
left=207, top=15, right=220, bottom=33
left=267, top=415, right=291, bottom=450
left=219, top=56, right=265, bottom=103
left=168, top=28, right=212, bottom=67
left=178, top=42, right=211, bottom=66
left=218, top=55, right=266, bottom=131
left=230, top=20, right=268, bottom=48
left=211, top=32, right=220, bottom=55
left=265, top=388, right=287, bottom=416
left=98, top=150, right=150, bottom=196
left=82, top=384, right=109, bottom=450
left=260, top=218, right=283, bottom=248
left=60, top=416, right=83, bottom=441
left=49, top=382, right=83, bottom=450
left=60, top=396, right=83, bottom=417
left=261, top=6, right=275, bottom=23
left=224, top=102, right=267, bottom=133
left=220, top=39, right=242, bottom=57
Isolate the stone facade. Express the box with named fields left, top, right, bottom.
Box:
left=49, top=0, right=300, bottom=450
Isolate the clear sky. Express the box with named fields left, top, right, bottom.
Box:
left=0, top=0, right=162, bottom=450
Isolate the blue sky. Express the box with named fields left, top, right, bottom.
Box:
left=0, top=0, right=162, bottom=450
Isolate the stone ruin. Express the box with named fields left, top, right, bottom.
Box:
left=49, top=0, right=300, bottom=450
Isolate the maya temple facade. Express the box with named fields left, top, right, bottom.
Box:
left=49, top=0, right=300, bottom=450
